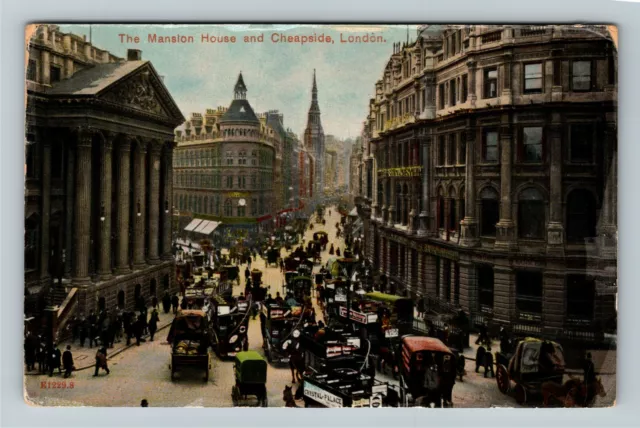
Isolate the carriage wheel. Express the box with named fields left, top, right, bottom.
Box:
left=496, top=364, right=510, bottom=394
left=231, top=386, right=240, bottom=407
left=514, top=384, right=527, bottom=405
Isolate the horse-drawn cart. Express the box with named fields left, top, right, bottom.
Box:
left=167, top=310, right=211, bottom=382
left=495, top=337, right=566, bottom=405
left=231, top=351, right=268, bottom=407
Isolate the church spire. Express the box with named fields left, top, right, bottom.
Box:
left=308, top=69, right=320, bottom=115
left=234, top=71, right=247, bottom=100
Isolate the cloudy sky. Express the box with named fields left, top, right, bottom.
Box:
left=60, top=24, right=417, bottom=140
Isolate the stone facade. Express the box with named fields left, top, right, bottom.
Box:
left=25, top=25, right=184, bottom=320
left=355, top=25, right=617, bottom=342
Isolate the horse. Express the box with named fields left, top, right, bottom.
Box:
left=475, top=346, right=494, bottom=378
left=452, top=351, right=466, bottom=382
left=283, top=385, right=299, bottom=408
left=541, top=378, right=585, bottom=407
left=377, top=346, right=398, bottom=378
left=581, top=377, right=607, bottom=407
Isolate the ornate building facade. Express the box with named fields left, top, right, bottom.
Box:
left=303, top=70, right=325, bottom=199
left=25, top=25, right=184, bottom=326
left=355, top=25, right=617, bottom=343
left=173, top=73, right=280, bottom=243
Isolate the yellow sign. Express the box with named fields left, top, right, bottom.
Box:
left=377, top=166, right=422, bottom=177
left=225, top=192, right=249, bottom=198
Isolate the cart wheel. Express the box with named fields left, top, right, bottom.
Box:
left=514, top=384, right=527, bottom=405
left=496, top=364, right=510, bottom=394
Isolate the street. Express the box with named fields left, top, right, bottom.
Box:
left=24, top=209, right=613, bottom=408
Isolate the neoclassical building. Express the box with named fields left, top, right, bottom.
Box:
left=173, top=74, right=280, bottom=243
left=355, top=25, right=617, bottom=343
left=25, top=25, right=184, bottom=326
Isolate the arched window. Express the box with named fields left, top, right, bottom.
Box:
left=567, top=189, right=597, bottom=243
left=224, top=199, right=233, bottom=217
left=448, top=188, right=457, bottom=232
left=518, top=188, right=545, bottom=239
left=480, top=187, right=499, bottom=236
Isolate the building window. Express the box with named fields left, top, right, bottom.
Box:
left=566, top=275, right=595, bottom=322
left=225, top=176, right=233, bottom=189
left=484, top=68, right=498, bottom=98
left=443, top=259, right=452, bottom=301
left=520, top=127, right=543, bottom=163
left=480, top=187, right=499, bottom=236
left=238, top=175, right=246, bottom=189
left=572, top=60, right=592, bottom=91
left=238, top=205, right=246, bottom=217
left=437, top=195, right=445, bottom=229
left=251, top=198, right=257, bottom=216
left=447, top=135, right=456, bottom=165
left=25, top=141, right=37, bottom=178
left=516, top=271, right=543, bottom=316
left=438, top=136, right=446, bottom=166
left=524, top=63, right=543, bottom=93
left=448, top=198, right=456, bottom=232
left=438, top=83, right=445, bottom=109
left=449, top=79, right=457, bottom=106
left=483, top=131, right=499, bottom=163
left=435, top=256, right=441, bottom=297
left=477, top=265, right=494, bottom=313
left=27, top=59, right=37, bottom=81
left=459, top=135, right=466, bottom=164
left=251, top=175, right=257, bottom=189
left=50, top=65, right=61, bottom=83
left=569, top=124, right=594, bottom=163
left=566, top=189, right=597, bottom=243
left=461, top=74, right=468, bottom=102
left=518, top=188, right=545, bottom=239
left=224, top=200, right=233, bottom=216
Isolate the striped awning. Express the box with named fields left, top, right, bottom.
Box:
left=184, top=219, right=203, bottom=231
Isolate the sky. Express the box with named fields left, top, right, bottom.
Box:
left=60, top=24, right=418, bottom=140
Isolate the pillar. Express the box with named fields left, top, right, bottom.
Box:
left=598, top=121, right=618, bottom=259
left=492, top=266, right=514, bottom=325
left=116, top=138, right=132, bottom=274
left=387, top=177, right=396, bottom=227
left=63, top=142, right=75, bottom=278
left=460, top=128, right=478, bottom=246
left=98, top=136, right=113, bottom=279
left=466, top=61, right=477, bottom=107
left=147, top=142, right=162, bottom=264
left=546, top=121, right=564, bottom=255
left=41, top=50, right=50, bottom=86
left=418, top=136, right=431, bottom=235
left=495, top=122, right=517, bottom=250
left=133, top=140, right=147, bottom=268
left=39, top=133, right=51, bottom=281
left=458, top=260, right=477, bottom=315
left=543, top=271, right=565, bottom=336
left=73, top=127, right=93, bottom=284
left=162, top=142, right=174, bottom=260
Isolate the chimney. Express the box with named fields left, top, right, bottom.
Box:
left=127, top=49, right=142, bottom=61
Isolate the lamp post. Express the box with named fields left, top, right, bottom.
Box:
left=337, top=257, right=358, bottom=332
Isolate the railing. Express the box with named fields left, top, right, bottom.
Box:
left=54, top=287, right=78, bottom=342
left=520, top=26, right=547, bottom=37
left=511, top=322, right=542, bottom=336
left=481, top=30, right=502, bottom=44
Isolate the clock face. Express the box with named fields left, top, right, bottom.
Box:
left=238, top=199, right=246, bottom=206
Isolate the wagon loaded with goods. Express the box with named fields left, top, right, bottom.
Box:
left=167, top=310, right=211, bottom=381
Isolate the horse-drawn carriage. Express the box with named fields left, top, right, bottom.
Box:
left=313, top=231, right=329, bottom=250
left=220, top=265, right=240, bottom=285
left=167, top=310, right=211, bottom=382
left=209, top=294, right=251, bottom=358
left=495, top=337, right=566, bottom=405
left=261, top=303, right=303, bottom=364
left=286, top=275, right=313, bottom=303
left=395, top=335, right=457, bottom=407
left=266, top=247, right=280, bottom=267
left=231, top=351, right=268, bottom=407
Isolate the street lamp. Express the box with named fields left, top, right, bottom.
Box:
left=137, top=200, right=141, bottom=217
left=100, top=205, right=106, bottom=222
left=165, top=200, right=169, bottom=214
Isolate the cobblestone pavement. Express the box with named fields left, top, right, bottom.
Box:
left=23, top=207, right=615, bottom=408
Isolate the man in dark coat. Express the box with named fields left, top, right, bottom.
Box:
left=78, top=315, right=87, bottom=347
left=162, top=292, right=171, bottom=314
left=93, top=347, right=110, bottom=376
left=245, top=266, right=251, bottom=283
left=48, top=343, right=62, bottom=377
left=24, top=332, right=38, bottom=371
left=88, top=310, right=98, bottom=348
left=171, top=294, right=179, bottom=314
left=134, top=313, right=144, bottom=346
left=148, top=309, right=159, bottom=342
left=62, top=345, right=74, bottom=378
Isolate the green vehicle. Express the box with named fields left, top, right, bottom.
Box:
left=231, top=351, right=268, bottom=407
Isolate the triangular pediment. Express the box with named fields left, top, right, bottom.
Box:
left=99, top=63, right=185, bottom=125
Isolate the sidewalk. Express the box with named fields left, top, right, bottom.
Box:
left=25, top=306, right=175, bottom=375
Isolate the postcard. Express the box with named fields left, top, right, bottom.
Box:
left=23, top=23, right=617, bottom=408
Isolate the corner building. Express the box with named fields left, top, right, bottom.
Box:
left=25, top=25, right=184, bottom=323
left=356, top=25, right=617, bottom=342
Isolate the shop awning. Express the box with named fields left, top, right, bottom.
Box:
left=193, top=220, right=211, bottom=234
left=200, top=221, right=221, bottom=235
left=184, top=218, right=204, bottom=231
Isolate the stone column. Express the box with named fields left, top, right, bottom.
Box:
left=458, top=260, right=477, bottom=315
left=133, top=141, right=147, bottom=269
left=598, top=121, right=618, bottom=259
left=466, top=61, right=477, bottom=108
left=116, top=138, right=132, bottom=274
left=460, top=128, right=478, bottom=246
left=418, top=136, right=430, bottom=235
left=387, top=177, right=396, bottom=227
left=73, top=128, right=93, bottom=284
left=543, top=271, right=565, bottom=336
left=492, top=266, right=514, bottom=325
left=546, top=121, right=564, bottom=255
left=98, top=136, right=113, bottom=279
left=162, top=143, right=174, bottom=260
left=63, top=142, right=75, bottom=278
left=41, top=50, right=50, bottom=85
left=147, top=142, right=162, bottom=264
left=39, top=133, right=51, bottom=281
left=495, top=123, right=517, bottom=250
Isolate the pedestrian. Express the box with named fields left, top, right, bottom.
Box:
left=88, top=310, right=97, bottom=348
left=70, top=315, right=79, bottom=344
left=36, top=338, right=47, bottom=374
left=583, top=352, right=596, bottom=401
left=171, top=294, right=179, bottom=314
left=162, top=292, right=171, bottom=314
left=152, top=295, right=159, bottom=311
left=148, top=309, right=159, bottom=342
left=141, top=399, right=149, bottom=407
left=62, top=345, right=74, bottom=378
left=24, top=332, right=38, bottom=371
left=245, top=266, right=251, bottom=282
left=78, top=315, right=87, bottom=347
left=329, top=244, right=334, bottom=255
left=93, top=347, right=110, bottom=376
left=336, top=248, right=341, bottom=257
left=48, top=343, right=62, bottom=377
left=417, top=297, right=425, bottom=319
